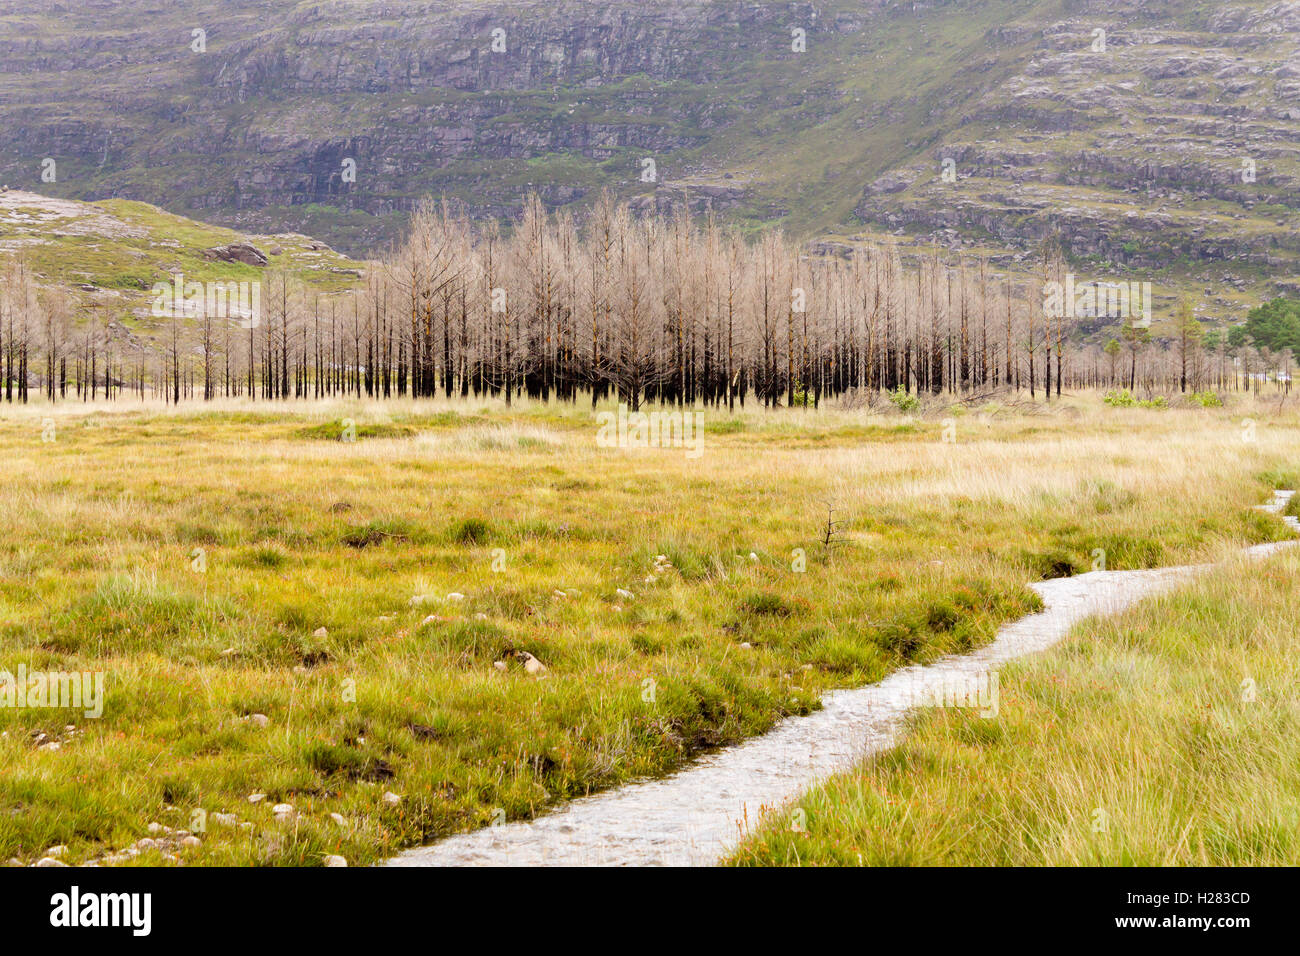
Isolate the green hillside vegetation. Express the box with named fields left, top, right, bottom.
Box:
left=1230, top=297, right=1300, bottom=357
left=0, top=191, right=366, bottom=342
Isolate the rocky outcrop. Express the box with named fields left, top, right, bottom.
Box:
left=203, top=242, right=269, bottom=266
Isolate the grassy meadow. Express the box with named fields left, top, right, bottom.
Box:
left=0, top=392, right=1297, bottom=866
left=727, top=546, right=1300, bottom=866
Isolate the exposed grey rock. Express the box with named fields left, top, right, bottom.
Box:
left=203, top=243, right=269, bottom=267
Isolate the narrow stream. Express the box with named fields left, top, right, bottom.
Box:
left=388, top=492, right=1298, bottom=867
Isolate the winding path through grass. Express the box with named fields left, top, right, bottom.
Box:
left=388, top=492, right=1299, bottom=867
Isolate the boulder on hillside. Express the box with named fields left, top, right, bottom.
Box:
left=864, top=169, right=919, bottom=196
left=203, top=242, right=269, bottom=266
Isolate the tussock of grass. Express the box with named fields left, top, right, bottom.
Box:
left=448, top=517, right=493, bottom=545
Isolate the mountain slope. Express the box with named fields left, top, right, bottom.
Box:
left=0, top=0, right=1063, bottom=251
left=0, top=0, right=1297, bottom=324
left=853, top=0, right=1300, bottom=322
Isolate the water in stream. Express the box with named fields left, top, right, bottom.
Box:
left=388, top=492, right=1297, bottom=867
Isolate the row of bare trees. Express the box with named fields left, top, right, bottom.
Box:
left=0, top=195, right=1293, bottom=407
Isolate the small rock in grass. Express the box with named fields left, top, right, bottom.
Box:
left=247, top=713, right=270, bottom=729
left=739, top=642, right=753, bottom=649
left=518, top=652, right=547, bottom=675
left=749, top=552, right=758, bottom=562
left=220, top=647, right=238, bottom=657
left=616, top=588, right=634, bottom=599
left=248, top=793, right=266, bottom=804
left=135, top=838, right=157, bottom=851
left=492, top=660, right=508, bottom=672
left=146, top=823, right=163, bottom=835
left=446, top=592, right=466, bottom=602
left=381, top=791, right=402, bottom=807
left=46, top=845, right=68, bottom=858
left=611, top=605, right=622, bottom=612
left=312, top=627, right=329, bottom=639
left=329, top=813, right=347, bottom=827
left=552, top=589, right=567, bottom=598
left=420, top=614, right=444, bottom=628
left=272, top=803, right=294, bottom=817
left=35, top=857, right=68, bottom=868
left=180, top=836, right=201, bottom=848
left=212, top=813, right=237, bottom=827
left=324, top=855, right=348, bottom=867
left=474, top=612, right=488, bottom=620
